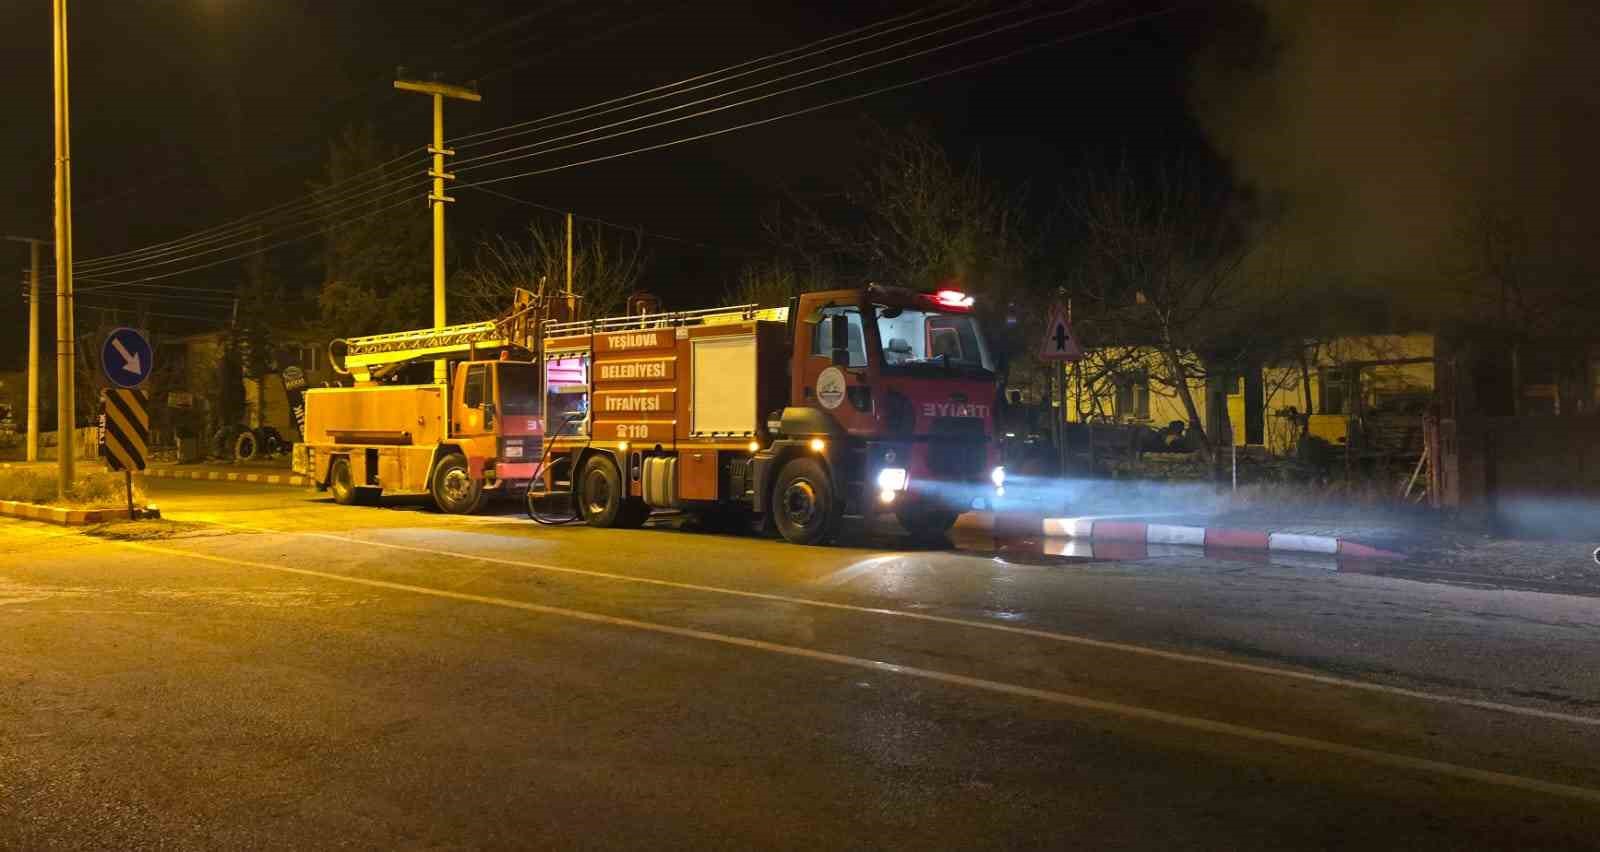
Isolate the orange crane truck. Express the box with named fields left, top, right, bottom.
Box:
left=532, top=285, right=1006, bottom=545
left=292, top=289, right=548, bottom=513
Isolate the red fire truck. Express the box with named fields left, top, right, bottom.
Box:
left=532, top=285, right=1005, bottom=545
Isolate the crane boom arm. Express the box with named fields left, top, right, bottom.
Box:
left=331, top=287, right=543, bottom=382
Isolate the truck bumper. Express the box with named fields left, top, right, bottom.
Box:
left=860, top=440, right=998, bottom=515
left=898, top=481, right=995, bottom=514
left=495, top=461, right=537, bottom=480
left=485, top=460, right=538, bottom=494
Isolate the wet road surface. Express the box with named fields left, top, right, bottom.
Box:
left=3, top=478, right=1599, bottom=849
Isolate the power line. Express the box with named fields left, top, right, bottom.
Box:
left=74, top=157, right=427, bottom=273
left=54, top=1, right=1165, bottom=293
left=451, top=1, right=1092, bottom=177
left=452, top=0, right=1122, bottom=181
left=74, top=277, right=237, bottom=295
left=450, top=2, right=950, bottom=147
left=459, top=5, right=1178, bottom=190
left=71, top=193, right=419, bottom=289
left=75, top=176, right=429, bottom=278
left=466, top=185, right=764, bottom=257
left=72, top=146, right=424, bottom=269
left=60, top=4, right=983, bottom=285
left=58, top=3, right=964, bottom=284
left=451, top=1, right=969, bottom=153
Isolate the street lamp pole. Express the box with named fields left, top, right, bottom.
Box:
left=52, top=0, right=76, bottom=492
left=393, top=78, right=480, bottom=385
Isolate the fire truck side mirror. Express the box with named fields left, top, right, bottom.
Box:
left=829, top=314, right=850, bottom=367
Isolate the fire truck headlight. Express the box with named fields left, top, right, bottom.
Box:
left=990, top=465, right=1006, bottom=489
left=876, top=467, right=908, bottom=492
left=879, top=489, right=897, bottom=505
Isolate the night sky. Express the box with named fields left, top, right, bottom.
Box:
left=0, top=0, right=1226, bottom=368
left=6, top=1, right=1597, bottom=374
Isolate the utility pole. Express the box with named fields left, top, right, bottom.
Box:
left=394, top=77, right=480, bottom=385
left=53, top=0, right=76, bottom=493
left=565, top=212, right=574, bottom=298
left=4, top=237, right=45, bottom=462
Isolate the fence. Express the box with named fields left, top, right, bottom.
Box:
left=1432, top=415, right=1600, bottom=535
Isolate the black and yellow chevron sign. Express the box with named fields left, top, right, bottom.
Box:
left=102, top=388, right=149, bottom=472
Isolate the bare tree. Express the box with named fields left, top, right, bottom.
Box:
left=313, top=124, right=430, bottom=337
left=792, top=126, right=1030, bottom=300
left=773, top=125, right=1036, bottom=375
left=454, top=218, right=647, bottom=323
left=1066, top=158, right=1274, bottom=460
left=1450, top=201, right=1599, bottom=338
left=724, top=257, right=831, bottom=309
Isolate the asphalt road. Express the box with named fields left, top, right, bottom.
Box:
left=4, top=478, right=1599, bottom=849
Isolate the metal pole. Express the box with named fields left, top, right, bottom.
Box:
left=1055, top=361, right=1066, bottom=476
left=1060, top=296, right=1071, bottom=476
left=1231, top=440, right=1238, bottom=492
left=565, top=212, right=574, bottom=299
left=53, top=0, right=76, bottom=493
left=27, top=241, right=40, bottom=461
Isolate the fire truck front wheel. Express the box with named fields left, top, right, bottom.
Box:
left=773, top=457, right=845, bottom=546
left=431, top=453, right=486, bottom=514
left=579, top=455, right=649, bottom=529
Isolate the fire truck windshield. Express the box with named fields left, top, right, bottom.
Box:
left=875, top=305, right=994, bottom=375
left=497, top=363, right=543, bottom=415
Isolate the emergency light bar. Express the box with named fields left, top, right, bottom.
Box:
left=931, top=289, right=975, bottom=309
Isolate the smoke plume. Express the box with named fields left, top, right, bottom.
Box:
left=1191, top=1, right=1600, bottom=308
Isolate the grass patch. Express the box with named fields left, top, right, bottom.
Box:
left=84, top=519, right=219, bottom=541
left=0, top=467, right=147, bottom=509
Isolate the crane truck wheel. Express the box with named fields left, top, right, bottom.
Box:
left=579, top=455, right=649, bottom=529
left=328, top=456, right=359, bottom=506
left=772, top=457, right=845, bottom=546
left=431, top=453, right=486, bottom=514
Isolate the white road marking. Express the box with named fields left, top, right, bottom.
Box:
left=204, top=521, right=1600, bottom=730
left=109, top=538, right=1600, bottom=805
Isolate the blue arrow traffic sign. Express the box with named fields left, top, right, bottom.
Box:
left=101, top=327, right=154, bottom=389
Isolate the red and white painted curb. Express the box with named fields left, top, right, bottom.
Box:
left=1042, top=516, right=1403, bottom=560
left=136, top=468, right=307, bottom=487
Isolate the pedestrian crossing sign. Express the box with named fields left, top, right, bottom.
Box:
left=1038, top=304, right=1084, bottom=362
